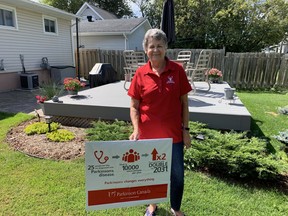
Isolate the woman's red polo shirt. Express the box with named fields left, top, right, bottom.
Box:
left=128, top=58, right=192, bottom=143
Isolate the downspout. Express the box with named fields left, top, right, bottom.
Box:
left=123, top=33, right=128, bottom=50
left=76, top=18, right=80, bottom=81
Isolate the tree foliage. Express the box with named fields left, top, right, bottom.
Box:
left=143, top=0, right=163, bottom=28
left=41, top=0, right=132, bottom=18
left=144, top=0, right=288, bottom=52
left=130, top=0, right=149, bottom=17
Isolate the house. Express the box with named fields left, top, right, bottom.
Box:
left=74, top=2, right=151, bottom=51
left=76, top=1, right=117, bottom=20
left=0, top=0, right=78, bottom=92
left=263, top=41, right=288, bottom=54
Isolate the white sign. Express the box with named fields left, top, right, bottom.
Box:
left=85, top=138, right=172, bottom=211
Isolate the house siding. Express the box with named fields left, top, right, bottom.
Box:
left=127, top=27, right=147, bottom=51
left=0, top=5, right=74, bottom=73
left=81, top=7, right=102, bottom=20
left=78, top=35, right=125, bottom=50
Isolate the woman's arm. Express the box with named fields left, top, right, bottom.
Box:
left=129, top=98, right=140, bottom=140
left=181, top=94, right=191, bottom=148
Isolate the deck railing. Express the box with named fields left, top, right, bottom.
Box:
left=75, top=49, right=288, bottom=89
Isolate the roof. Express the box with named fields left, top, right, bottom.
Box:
left=74, top=18, right=150, bottom=35
left=76, top=2, right=117, bottom=20
left=0, top=0, right=78, bottom=20
left=88, top=3, right=117, bottom=19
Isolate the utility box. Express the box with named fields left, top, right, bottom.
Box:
left=50, top=66, right=76, bottom=84
left=20, top=73, right=39, bottom=89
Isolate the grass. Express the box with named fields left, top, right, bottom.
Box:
left=237, top=91, right=288, bottom=160
left=237, top=91, right=288, bottom=137
left=0, top=91, right=288, bottom=215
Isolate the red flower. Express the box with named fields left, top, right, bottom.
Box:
left=206, top=68, right=223, bottom=78
left=36, top=95, right=47, bottom=103
left=63, top=77, right=85, bottom=91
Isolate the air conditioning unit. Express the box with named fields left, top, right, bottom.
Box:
left=50, top=66, right=76, bottom=84
left=20, top=73, right=39, bottom=90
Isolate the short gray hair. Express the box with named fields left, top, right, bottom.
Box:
left=142, top=28, right=168, bottom=51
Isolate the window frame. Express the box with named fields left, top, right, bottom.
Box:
left=42, top=15, right=58, bottom=35
left=0, top=4, right=18, bottom=30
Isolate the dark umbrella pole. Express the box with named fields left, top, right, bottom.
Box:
left=161, top=0, right=176, bottom=45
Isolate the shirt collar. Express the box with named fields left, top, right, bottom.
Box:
left=143, top=57, right=176, bottom=75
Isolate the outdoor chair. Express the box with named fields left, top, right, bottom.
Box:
left=123, top=50, right=146, bottom=90
left=175, top=50, right=192, bottom=68
left=185, top=49, right=212, bottom=94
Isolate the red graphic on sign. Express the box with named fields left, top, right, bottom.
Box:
left=88, top=184, right=168, bottom=206
left=151, top=148, right=166, bottom=161
left=122, top=149, right=140, bottom=163
left=94, top=150, right=109, bottom=164
left=151, top=148, right=158, bottom=161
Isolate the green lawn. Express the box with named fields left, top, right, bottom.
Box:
left=0, top=92, right=288, bottom=215
left=237, top=91, right=288, bottom=160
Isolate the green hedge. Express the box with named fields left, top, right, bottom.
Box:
left=184, top=122, right=288, bottom=180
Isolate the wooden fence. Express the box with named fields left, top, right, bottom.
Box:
left=75, top=49, right=288, bottom=89
left=223, top=52, right=288, bottom=89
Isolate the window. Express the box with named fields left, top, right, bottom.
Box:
left=43, top=16, right=57, bottom=34
left=0, top=5, right=17, bottom=29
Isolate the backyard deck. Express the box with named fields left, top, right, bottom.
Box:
left=43, top=81, right=251, bottom=131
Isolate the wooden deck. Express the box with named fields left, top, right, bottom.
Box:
left=44, top=81, right=251, bottom=131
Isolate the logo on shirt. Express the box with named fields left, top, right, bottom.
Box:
left=166, top=76, right=175, bottom=84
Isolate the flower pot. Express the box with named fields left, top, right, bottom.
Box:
left=68, top=90, right=78, bottom=96
left=210, top=78, right=220, bottom=83
left=224, top=88, right=235, bottom=100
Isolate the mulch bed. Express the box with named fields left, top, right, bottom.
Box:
left=6, top=118, right=87, bottom=160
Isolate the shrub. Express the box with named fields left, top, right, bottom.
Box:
left=24, top=122, right=60, bottom=135
left=278, top=106, right=288, bottom=115
left=39, top=82, right=64, bottom=100
left=86, top=120, right=133, bottom=141
left=273, top=130, right=288, bottom=145
left=184, top=122, right=288, bottom=180
left=46, top=129, right=75, bottom=142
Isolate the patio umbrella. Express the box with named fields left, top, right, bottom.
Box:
left=160, top=0, right=176, bottom=45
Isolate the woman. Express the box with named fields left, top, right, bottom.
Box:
left=127, top=29, right=192, bottom=216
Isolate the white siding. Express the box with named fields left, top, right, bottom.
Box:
left=81, top=8, right=102, bottom=20
left=74, top=25, right=149, bottom=51
left=0, top=5, right=74, bottom=73
left=77, top=35, right=125, bottom=50
left=127, top=27, right=147, bottom=51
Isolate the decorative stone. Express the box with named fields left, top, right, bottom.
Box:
left=52, top=95, right=59, bottom=102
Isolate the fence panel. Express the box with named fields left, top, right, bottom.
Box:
left=276, top=54, right=288, bottom=87
left=223, top=52, right=287, bottom=89
left=76, top=49, right=288, bottom=89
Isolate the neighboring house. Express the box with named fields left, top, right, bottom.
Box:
left=74, top=2, right=151, bottom=51
left=263, top=41, right=288, bottom=54
left=76, top=1, right=117, bottom=20
left=0, top=0, right=78, bottom=92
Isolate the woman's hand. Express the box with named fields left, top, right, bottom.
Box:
left=183, top=130, right=191, bottom=148
left=129, top=130, right=139, bottom=140
left=129, top=98, right=140, bottom=141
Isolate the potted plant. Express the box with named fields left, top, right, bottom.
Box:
left=63, top=77, right=86, bottom=95
left=39, top=82, right=63, bottom=102
left=206, top=68, right=223, bottom=83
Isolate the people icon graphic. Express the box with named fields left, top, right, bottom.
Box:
left=122, top=149, right=140, bottom=163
